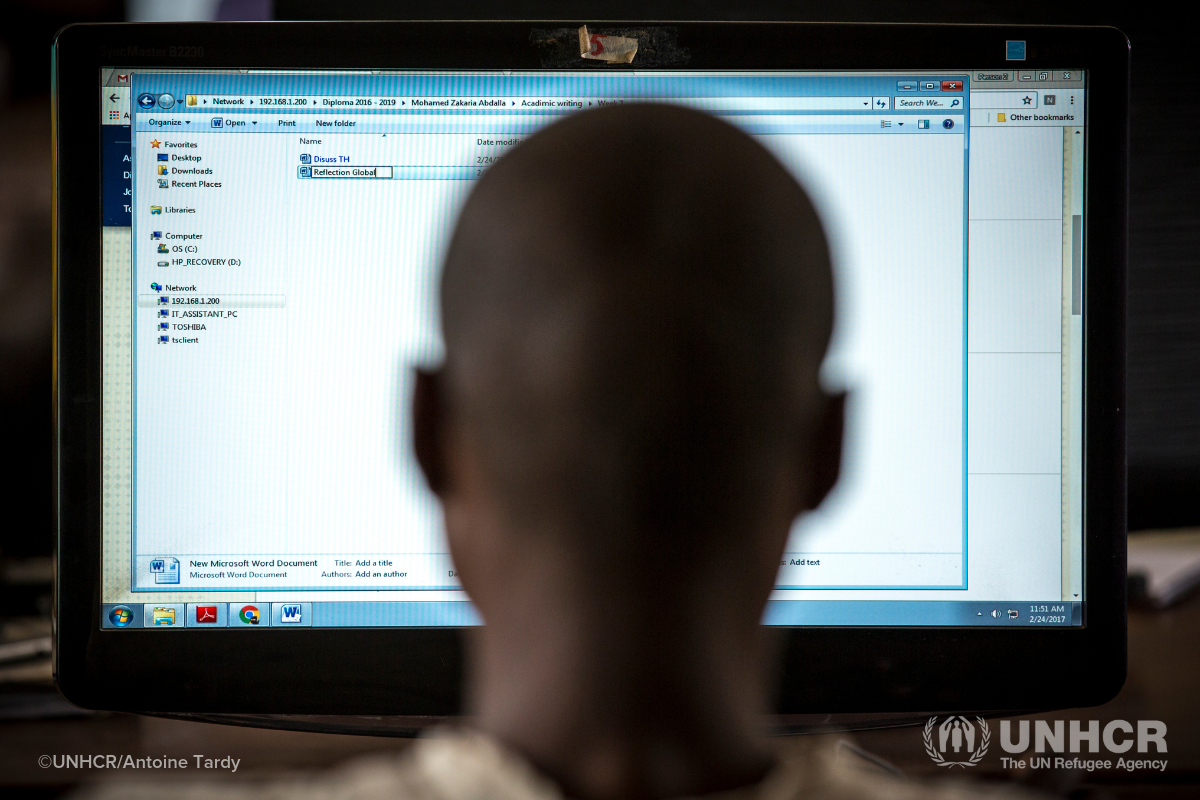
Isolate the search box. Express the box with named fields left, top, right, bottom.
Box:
left=970, top=91, right=1039, bottom=109
left=894, top=96, right=963, bottom=110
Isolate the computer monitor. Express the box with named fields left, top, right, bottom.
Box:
left=54, top=21, right=1128, bottom=717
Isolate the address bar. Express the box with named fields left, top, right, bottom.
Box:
left=177, top=95, right=886, bottom=112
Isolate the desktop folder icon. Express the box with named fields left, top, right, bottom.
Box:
left=997, top=112, right=1007, bottom=122
left=157, top=153, right=168, bottom=162
left=152, top=607, right=176, bottom=625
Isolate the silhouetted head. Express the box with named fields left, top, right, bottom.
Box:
left=415, top=102, right=840, bottom=649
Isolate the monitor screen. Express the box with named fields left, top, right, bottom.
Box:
left=97, top=67, right=1086, bottom=631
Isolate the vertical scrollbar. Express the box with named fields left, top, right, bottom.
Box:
left=1060, top=126, right=1086, bottom=604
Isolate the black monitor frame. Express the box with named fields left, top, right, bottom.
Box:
left=54, top=20, right=1129, bottom=717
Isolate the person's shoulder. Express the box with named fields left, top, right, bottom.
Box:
left=753, top=737, right=1052, bottom=800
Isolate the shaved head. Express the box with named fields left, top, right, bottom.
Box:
left=433, top=104, right=833, bottom=576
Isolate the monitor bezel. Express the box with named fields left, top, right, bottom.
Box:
left=54, top=20, right=1128, bottom=715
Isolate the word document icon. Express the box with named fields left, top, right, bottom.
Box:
left=280, top=604, right=302, bottom=624
left=149, top=556, right=180, bottom=584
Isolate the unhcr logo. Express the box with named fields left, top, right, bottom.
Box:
left=920, top=718, right=1170, bottom=772
left=924, top=716, right=991, bottom=767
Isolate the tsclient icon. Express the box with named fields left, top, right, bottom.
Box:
left=149, top=556, right=180, bottom=584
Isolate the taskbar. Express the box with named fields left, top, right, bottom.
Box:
left=101, top=600, right=1083, bottom=629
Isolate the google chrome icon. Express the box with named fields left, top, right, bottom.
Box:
left=109, top=606, right=133, bottom=627
left=239, top=605, right=261, bottom=625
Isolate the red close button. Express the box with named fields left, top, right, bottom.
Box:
left=943, top=80, right=963, bottom=91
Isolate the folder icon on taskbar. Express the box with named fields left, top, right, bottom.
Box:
left=150, top=205, right=162, bottom=215
left=152, top=607, right=176, bottom=625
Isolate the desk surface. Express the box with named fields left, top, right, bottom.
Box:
left=2, top=595, right=1197, bottom=796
